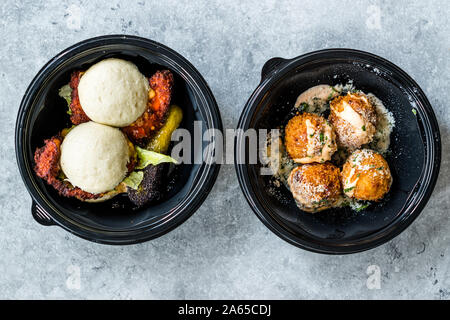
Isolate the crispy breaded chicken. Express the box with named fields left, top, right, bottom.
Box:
left=284, top=112, right=337, bottom=164
left=341, top=149, right=392, bottom=201
left=288, top=162, right=342, bottom=212
left=34, top=135, right=62, bottom=180
left=329, top=92, right=377, bottom=150
left=69, top=71, right=90, bottom=125
left=122, top=70, right=174, bottom=145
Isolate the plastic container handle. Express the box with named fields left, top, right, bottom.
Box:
left=31, top=201, right=55, bottom=226
left=261, top=57, right=288, bottom=81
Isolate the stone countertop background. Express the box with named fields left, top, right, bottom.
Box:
left=0, top=0, right=449, bottom=299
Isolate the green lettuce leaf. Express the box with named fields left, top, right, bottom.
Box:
left=58, top=84, right=73, bottom=115
left=122, top=171, right=144, bottom=190
left=136, top=146, right=178, bottom=169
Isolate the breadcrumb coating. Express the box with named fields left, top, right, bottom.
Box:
left=122, top=70, right=174, bottom=145
left=329, top=92, right=377, bottom=150
left=69, top=71, right=90, bottom=125
left=284, top=112, right=337, bottom=163
left=288, top=162, right=342, bottom=212
left=341, top=149, right=392, bottom=201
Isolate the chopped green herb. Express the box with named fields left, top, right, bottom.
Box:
left=57, top=171, right=66, bottom=180
left=344, top=186, right=355, bottom=193
left=377, top=167, right=384, bottom=170
left=309, top=134, right=314, bottom=138
left=356, top=203, right=370, bottom=212
left=362, top=125, right=366, bottom=131
left=341, top=200, right=350, bottom=207
left=313, top=198, right=329, bottom=205
left=299, top=102, right=309, bottom=112
left=319, top=133, right=324, bottom=142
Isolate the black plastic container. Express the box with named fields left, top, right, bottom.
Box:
left=235, top=49, right=441, bottom=254
left=16, top=35, right=222, bottom=245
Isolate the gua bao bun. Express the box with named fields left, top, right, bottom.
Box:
left=60, top=122, right=130, bottom=194
left=78, top=58, right=150, bottom=127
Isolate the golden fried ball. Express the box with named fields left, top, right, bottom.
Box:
left=288, top=162, right=342, bottom=212
left=284, top=112, right=337, bottom=164
left=329, top=92, right=377, bottom=150
left=341, top=149, right=392, bottom=201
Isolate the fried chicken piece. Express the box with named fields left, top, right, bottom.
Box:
left=341, top=149, right=392, bottom=201
left=122, top=70, right=174, bottom=145
left=329, top=92, right=377, bottom=150
left=34, top=135, right=101, bottom=200
left=34, top=135, right=62, bottom=180
left=284, top=112, right=337, bottom=164
left=149, top=70, right=174, bottom=119
left=69, top=71, right=90, bottom=125
left=288, top=162, right=342, bottom=212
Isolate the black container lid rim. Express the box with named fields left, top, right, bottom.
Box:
left=235, top=48, right=441, bottom=254
left=15, top=35, right=223, bottom=245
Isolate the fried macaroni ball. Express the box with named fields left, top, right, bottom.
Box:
left=341, top=149, right=392, bottom=201
left=329, top=92, right=377, bottom=150
left=288, top=162, right=342, bottom=212
left=284, top=113, right=337, bottom=164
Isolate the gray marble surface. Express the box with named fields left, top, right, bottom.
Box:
left=1, top=0, right=449, bottom=299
